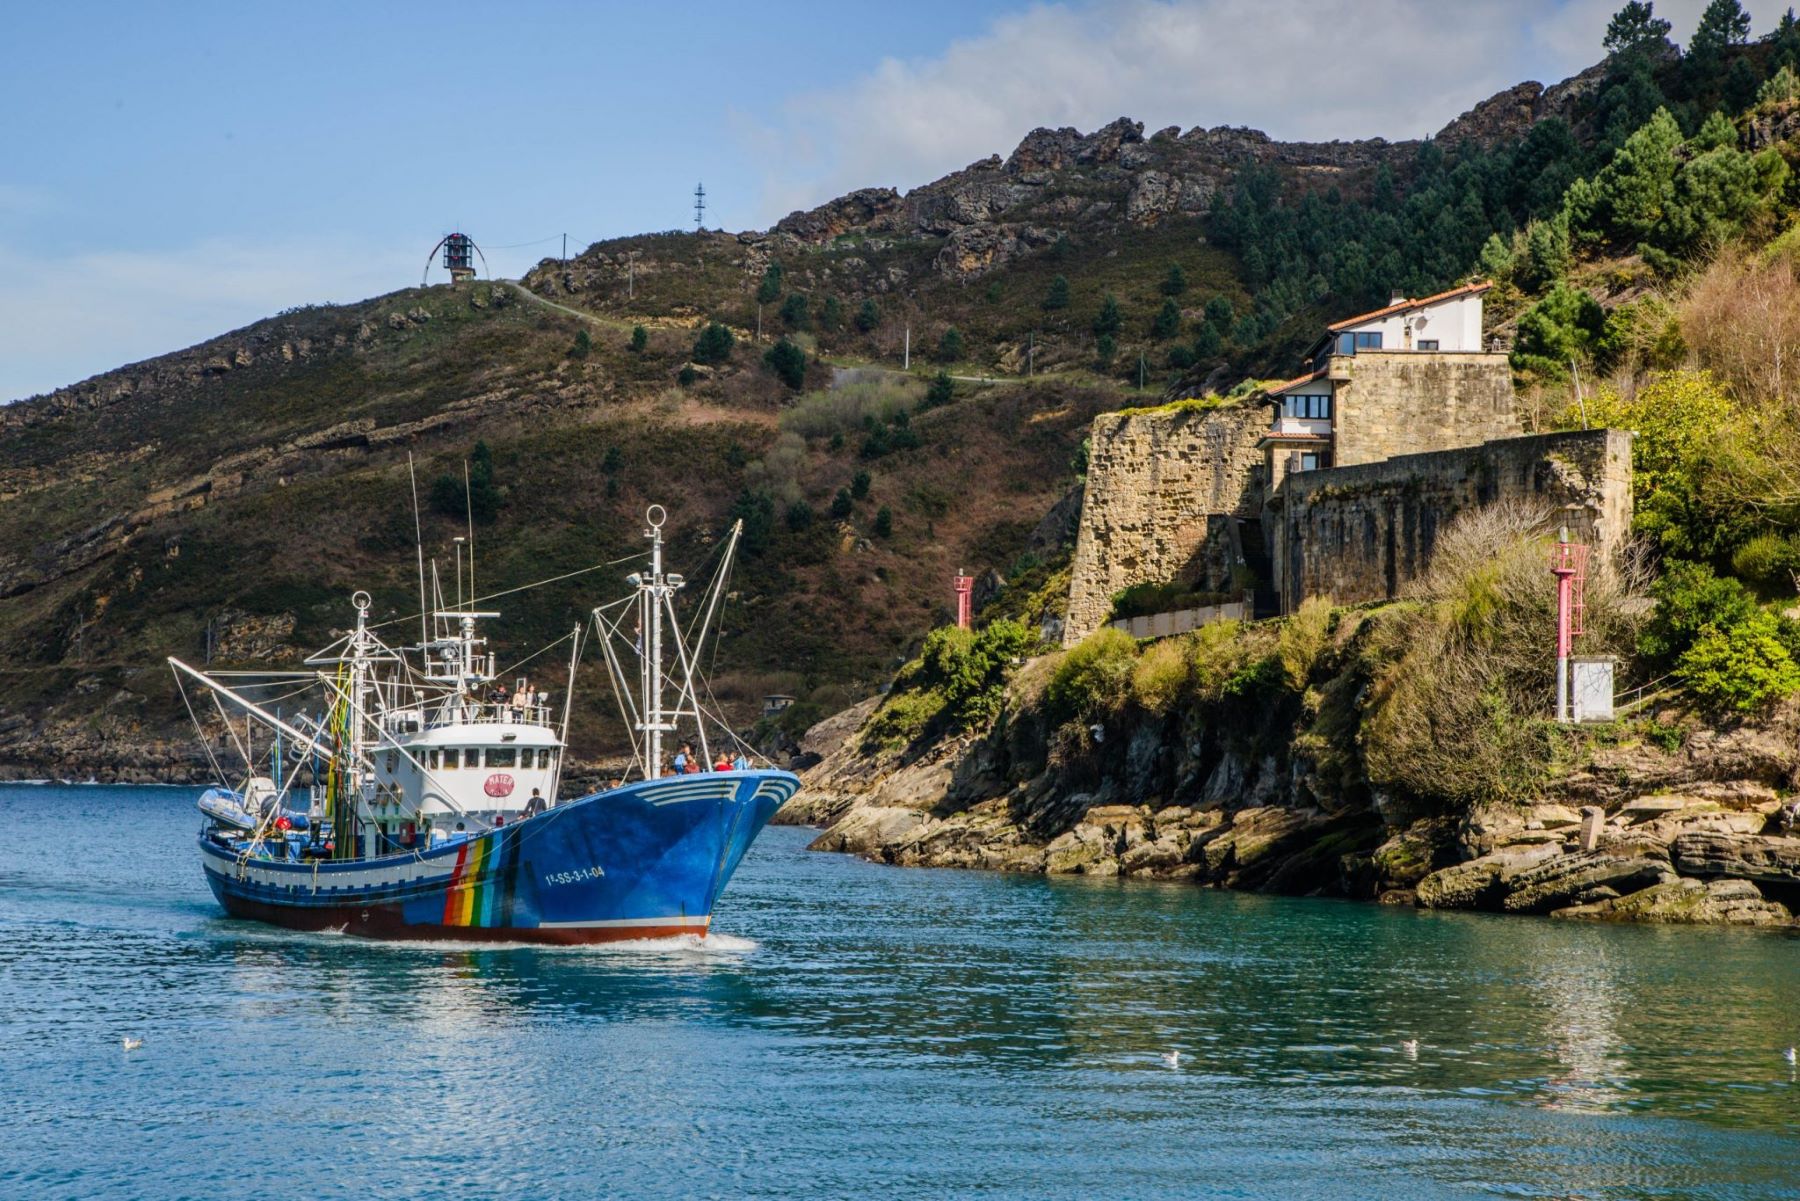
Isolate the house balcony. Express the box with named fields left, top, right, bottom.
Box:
left=1269, top=415, right=1333, bottom=438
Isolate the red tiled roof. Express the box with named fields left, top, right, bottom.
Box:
left=1325, top=280, right=1492, bottom=333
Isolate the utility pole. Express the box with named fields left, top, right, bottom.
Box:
left=756, top=303, right=763, bottom=342
left=562, top=233, right=567, bottom=262
left=903, top=325, right=910, bottom=371
left=694, top=182, right=707, bottom=231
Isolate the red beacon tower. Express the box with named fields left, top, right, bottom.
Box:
left=422, top=232, right=486, bottom=287
left=953, top=570, right=974, bottom=630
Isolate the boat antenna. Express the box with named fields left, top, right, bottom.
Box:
left=463, top=459, right=476, bottom=607
left=408, top=453, right=428, bottom=651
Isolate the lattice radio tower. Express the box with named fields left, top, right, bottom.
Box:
left=694, top=182, right=706, bottom=231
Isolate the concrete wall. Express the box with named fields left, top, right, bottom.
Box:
left=1274, top=429, right=1634, bottom=612
left=1331, top=351, right=1519, bottom=467
left=1109, top=600, right=1250, bottom=640
left=1063, top=402, right=1267, bottom=645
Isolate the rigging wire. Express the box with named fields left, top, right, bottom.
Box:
left=367, top=552, right=650, bottom=634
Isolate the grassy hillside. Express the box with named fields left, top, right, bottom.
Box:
left=0, top=279, right=1108, bottom=774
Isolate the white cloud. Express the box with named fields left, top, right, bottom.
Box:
left=746, top=0, right=1723, bottom=225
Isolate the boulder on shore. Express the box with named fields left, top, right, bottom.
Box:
left=1671, top=831, right=1800, bottom=884
left=1553, top=877, right=1793, bottom=926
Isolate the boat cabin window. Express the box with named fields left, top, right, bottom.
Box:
left=444, top=748, right=460, bottom=769
left=538, top=748, right=553, bottom=769
left=488, top=747, right=516, bottom=768
left=386, top=751, right=399, bottom=773
left=427, top=749, right=439, bottom=769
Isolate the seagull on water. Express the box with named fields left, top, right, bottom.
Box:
left=121, top=1037, right=143, bottom=1052
left=1161, top=1049, right=1183, bottom=1069
left=1401, top=1039, right=1419, bottom=1058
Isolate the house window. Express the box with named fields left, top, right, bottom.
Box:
left=1298, top=452, right=1330, bottom=472
left=1281, top=393, right=1332, bottom=420
left=1353, top=332, right=1382, bottom=350
left=1417, top=339, right=1439, bottom=350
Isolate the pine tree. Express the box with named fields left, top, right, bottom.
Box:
left=763, top=338, right=806, bottom=389
left=1203, top=296, right=1234, bottom=332
left=692, top=322, right=734, bottom=365
left=569, top=329, right=591, bottom=359
left=851, top=470, right=870, bottom=500
left=628, top=325, right=647, bottom=353
left=779, top=291, right=810, bottom=331
left=1775, top=8, right=1800, bottom=70
left=1151, top=298, right=1182, bottom=340
left=820, top=296, right=843, bottom=332
left=755, top=263, right=783, bottom=305
left=1688, top=0, right=1752, bottom=86
left=1160, top=262, right=1187, bottom=296
left=1604, top=1, right=1672, bottom=56
left=854, top=298, right=880, bottom=333
left=1092, top=294, right=1122, bottom=338
left=830, top=489, right=854, bottom=519
left=922, top=370, right=955, bottom=409
left=873, top=506, right=893, bottom=537
left=1043, top=275, right=1070, bottom=311
left=936, top=327, right=963, bottom=363
left=1095, top=333, right=1117, bottom=368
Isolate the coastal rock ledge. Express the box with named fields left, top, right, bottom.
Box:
left=780, top=681, right=1800, bottom=929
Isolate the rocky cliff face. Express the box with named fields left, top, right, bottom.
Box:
left=786, top=656, right=1800, bottom=930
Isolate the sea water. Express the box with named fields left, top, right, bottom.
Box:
left=2, top=783, right=1798, bottom=1200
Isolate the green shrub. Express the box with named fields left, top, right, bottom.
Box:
left=785, top=500, right=813, bottom=531
left=1276, top=596, right=1333, bottom=689
left=854, top=298, right=880, bottom=332
left=1043, top=275, right=1070, bottom=311
left=862, top=687, right=948, bottom=752
left=779, top=291, right=811, bottom=331
left=936, top=327, right=964, bottom=363
left=829, top=488, right=853, bottom=519
left=1731, top=532, right=1800, bottom=586
left=850, top=470, right=871, bottom=500
left=692, top=322, right=735, bottom=365
left=1092, top=295, right=1122, bottom=338
left=1046, top=628, right=1138, bottom=720
left=569, top=329, right=592, bottom=359
left=1151, top=299, right=1182, bottom=340
left=763, top=338, right=807, bottom=389
left=1677, top=610, right=1800, bottom=712
left=1639, top=560, right=1759, bottom=666
left=1160, top=262, right=1186, bottom=297
left=874, top=506, right=893, bottom=537
left=922, top=618, right=1035, bottom=725
left=920, top=370, right=955, bottom=411
left=1130, top=639, right=1191, bottom=714
left=677, top=364, right=698, bottom=387
left=780, top=378, right=919, bottom=439
left=756, top=264, right=783, bottom=306
left=628, top=325, right=647, bottom=353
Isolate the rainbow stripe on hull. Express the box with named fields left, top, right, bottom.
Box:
left=199, top=770, right=796, bottom=944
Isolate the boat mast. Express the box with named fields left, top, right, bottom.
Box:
left=638, top=506, right=677, bottom=779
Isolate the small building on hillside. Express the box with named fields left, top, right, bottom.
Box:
left=1260, top=282, right=1517, bottom=493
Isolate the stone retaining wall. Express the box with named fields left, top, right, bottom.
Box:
left=1063, top=402, right=1267, bottom=644
left=1274, top=429, right=1632, bottom=611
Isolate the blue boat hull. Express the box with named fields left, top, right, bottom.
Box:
left=199, top=771, right=797, bottom=943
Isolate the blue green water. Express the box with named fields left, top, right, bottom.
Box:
left=3, top=784, right=1800, bottom=1199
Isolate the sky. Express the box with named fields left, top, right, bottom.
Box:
left=0, top=0, right=1739, bottom=402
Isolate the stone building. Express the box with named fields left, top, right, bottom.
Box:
left=1062, top=282, right=1633, bottom=644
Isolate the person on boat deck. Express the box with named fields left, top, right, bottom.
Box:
left=524, top=788, right=546, bottom=817
left=672, top=743, right=691, bottom=774
left=732, top=752, right=749, bottom=771
left=511, top=681, right=530, bottom=720
left=713, top=751, right=731, bottom=771
left=488, top=684, right=507, bottom=713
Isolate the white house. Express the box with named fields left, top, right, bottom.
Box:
left=1260, top=281, right=1508, bottom=488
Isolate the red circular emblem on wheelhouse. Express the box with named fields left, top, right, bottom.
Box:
left=484, top=773, right=515, bottom=798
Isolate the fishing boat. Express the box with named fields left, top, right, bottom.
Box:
left=172, top=504, right=798, bottom=943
